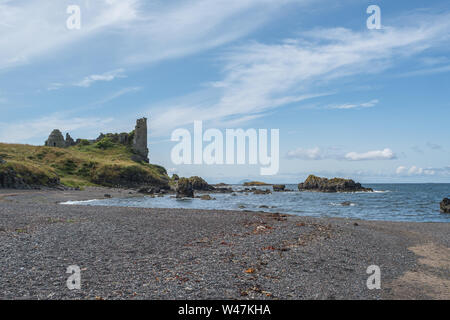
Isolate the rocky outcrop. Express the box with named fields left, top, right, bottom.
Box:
left=176, top=178, right=194, bottom=198
left=188, top=176, right=215, bottom=191
left=0, top=167, right=28, bottom=189
left=0, top=166, right=60, bottom=189
left=243, top=181, right=270, bottom=186
left=440, top=198, right=450, bottom=213
left=253, top=189, right=271, bottom=195
left=273, top=184, right=285, bottom=192
left=298, top=175, right=373, bottom=193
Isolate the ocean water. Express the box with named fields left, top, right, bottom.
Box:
left=63, top=184, right=450, bottom=223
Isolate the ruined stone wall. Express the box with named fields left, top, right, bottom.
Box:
left=132, top=117, right=149, bottom=163
left=44, top=118, right=150, bottom=163
left=45, top=130, right=66, bottom=148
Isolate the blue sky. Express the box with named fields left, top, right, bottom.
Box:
left=1, top=0, right=449, bottom=183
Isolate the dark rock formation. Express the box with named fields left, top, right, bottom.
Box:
left=440, top=198, right=450, bottom=213
left=0, top=166, right=60, bottom=189
left=45, top=129, right=65, bottom=148
left=0, top=156, right=5, bottom=164
left=176, top=178, right=194, bottom=198
left=253, top=189, right=272, bottom=195
left=298, top=175, right=373, bottom=193
left=188, top=176, right=215, bottom=191
left=0, top=167, right=28, bottom=189
left=243, top=181, right=269, bottom=186
left=172, top=174, right=180, bottom=181
left=273, top=184, right=285, bottom=192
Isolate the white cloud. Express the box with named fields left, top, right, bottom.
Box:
left=345, top=148, right=396, bottom=161
left=396, top=166, right=407, bottom=175
left=286, top=147, right=396, bottom=161
left=75, top=69, right=126, bottom=87
left=395, top=165, right=450, bottom=176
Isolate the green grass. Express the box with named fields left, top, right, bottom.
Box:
left=0, top=141, right=169, bottom=189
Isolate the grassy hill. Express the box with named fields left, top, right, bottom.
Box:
left=0, top=139, right=170, bottom=189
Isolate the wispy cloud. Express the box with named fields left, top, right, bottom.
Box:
left=327, top=99, right=379, bottom=110
left=149, top=11, right=450, bottom=134
left=0, top=0, right=304, bottom=71
left=286, top=147, right=396, bottom=161
left=75, top=69, right=126, bottom=88
left=426, top=141, right=443, bottom=150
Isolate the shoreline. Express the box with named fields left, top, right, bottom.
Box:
left=0, top=187, right=449, bottom=300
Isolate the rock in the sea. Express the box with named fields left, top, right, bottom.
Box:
left=298, top=175, right=373, bottom=193
left=440, top=198, right=450, bottom=213
left=200, top=194, right=214, bottom=201
left=243, top=181, right=269, bottom=186
left=273, top=184, right=285, bottom=192
left=176, top=178, right=194, bottom=198
left=188, top=176, right=215, bottom=191
left=253, top=189, right=272, bottom=195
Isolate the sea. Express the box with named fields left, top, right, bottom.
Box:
left=62, top=184, right=450, bottom=223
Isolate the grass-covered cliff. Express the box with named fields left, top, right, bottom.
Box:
left=0, top=139, right=170, bottom=189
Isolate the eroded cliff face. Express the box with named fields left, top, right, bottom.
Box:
left=298, top=175, right=373, bottom=193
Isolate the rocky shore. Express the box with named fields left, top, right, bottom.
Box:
left=0, top=187, right=448, bottom=300
left=441, top=198, right=450, bottom=213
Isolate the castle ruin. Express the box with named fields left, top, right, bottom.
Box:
left=44, top=118, right=150, bottom=163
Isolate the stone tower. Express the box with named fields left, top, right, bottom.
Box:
left=132, top=118, right=149, bottom=163
left=45, top=130, right=65, bottom=148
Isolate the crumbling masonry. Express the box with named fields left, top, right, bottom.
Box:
left=44, top=118, right=150, bottom=163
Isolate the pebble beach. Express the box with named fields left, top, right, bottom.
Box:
left=0, top=187, right=448, bottom=300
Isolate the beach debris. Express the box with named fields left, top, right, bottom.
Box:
left=104, top=194, right=112, bottom=198
left=244, top=268, right=256, bottom=274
